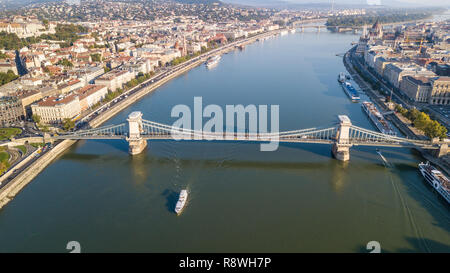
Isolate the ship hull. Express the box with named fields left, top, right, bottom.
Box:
left=341, top=82, right=360, bottom=101
left=418, top=163, right=450, bottom=204
left=206, top=56, right=221, bottom=69
left=362, top=102, right=395, bottom=135
left=175, top=190, right=188, bottom=215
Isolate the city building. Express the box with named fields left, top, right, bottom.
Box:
left=31, top=94, right=81, bottom=124
left=0, top=96, right=23, bottom=126
left=383, top=63, right=435, bottom=88
left=95, top=69, right=133, bottom=91
left=400, top=76, right=432, bottom=103
left=429, top=77, right=450, bottom=105
left=16, top=89, right=43, bottom=117
left=74, top=84, right=108, bottom=111
left=0, top=60, right=18, bottom=75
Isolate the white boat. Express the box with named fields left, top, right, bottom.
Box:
left=361, top=101, right=396, bottom=135
left=206, top=55, right=221, bottom=68
left=175, top=189, right=188, bottom=215
left=341, top=81, right=360, bottom=101
left=338, top=72, right=346, bottom=83
left=280, top=30, right=288, bottom=36
left=418, top=162, right=450, bottom=204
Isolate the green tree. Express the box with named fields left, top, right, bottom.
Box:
left=90, top=53, right=102, bottom=62
left=0, top=70, right=18, bottom=86
left=425, top=120, right=447, bottom=140
left=63, top=118, right=75, bottom=131
left=56, top=58, right=73, bottom=67
left=413, top=112, right=431, bottom=130
left=42, top=19, right=49, bottom=29
left=32, top=114, right=41, bottom=124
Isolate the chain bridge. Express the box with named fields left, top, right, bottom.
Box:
left=53, top=112, right=448, bottom=161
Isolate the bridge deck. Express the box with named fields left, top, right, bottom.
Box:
left=54, top=117, right=443, bottom=150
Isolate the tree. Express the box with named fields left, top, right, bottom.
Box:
left=63, top=118, right=75, bottom=131
left=42, top=19, right=49, bottom=29
left=413, top=112, right=431, bottom=130
left=407, top=108, right=421, bottom=121
left=0, top=70, right=18, bottom=86
left=90, top=53, right=102, bottom=62
left=32, top=114, right=41, bottom=124
left=395, top=104, right=448, bottom=140
left=425, top=120, right=447, bottom=140
left=57, top=59, right=73, bottom=67
left=273, top=20, right=285, bottom=27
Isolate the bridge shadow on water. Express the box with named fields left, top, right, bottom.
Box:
left=59, top=139, right=420, bottom=173
left=162, top=189, right=179, bottom=214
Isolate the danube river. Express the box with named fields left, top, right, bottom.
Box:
left=1, top=29, right=449, bottom=253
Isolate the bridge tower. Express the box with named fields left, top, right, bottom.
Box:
left=126, top=111, right=147, bottom=155
left=332, top=115, right=352, bottom=161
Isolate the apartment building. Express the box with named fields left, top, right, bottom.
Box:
left=16, top=89, right=43, bottom=117
left=95, top=69, right=133, bottom=91
left=400, top=76, right=432, bottom=103
left=31, top=94, right=81, bottom=124
left=429, top=77, right=450, bottom=105
left=74, top=84, right=108, bottom=111
left=383, top=63, right=436, bottom=88
left=0, top=96, right=23, bottom=126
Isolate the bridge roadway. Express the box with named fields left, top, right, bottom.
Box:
left=54, top=132, right=437, bottom=149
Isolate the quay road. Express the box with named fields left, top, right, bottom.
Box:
left=0, top=142, right=55, bottom=190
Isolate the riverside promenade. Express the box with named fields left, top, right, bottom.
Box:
left=0, top=29, right=281, bottom=210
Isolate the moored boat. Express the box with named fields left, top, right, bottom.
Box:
left=361, top=101, right=396, bottom=135
left=206, top=55, right=221, bottom=68
left=418, top=162, right=450, bottom=204
left=341, top=81, right=360, bottom=101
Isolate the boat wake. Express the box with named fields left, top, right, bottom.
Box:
left=376, top=149, right=393, bottom=168
left=386, top=169, right=431, bottom=252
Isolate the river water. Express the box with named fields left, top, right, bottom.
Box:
left=0, top=29, right=449, bottom=253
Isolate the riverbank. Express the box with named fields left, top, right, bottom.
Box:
left=343, top=47, right=450, bottom=176
left=0, top=29, right=280, bottom=210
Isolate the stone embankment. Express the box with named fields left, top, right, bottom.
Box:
left=0, top=139, right=76, bottom=209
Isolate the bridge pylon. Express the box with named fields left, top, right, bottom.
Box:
left=332, top=115, right=352, bottom=161
left=126, top=111, right=147, bottom=155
